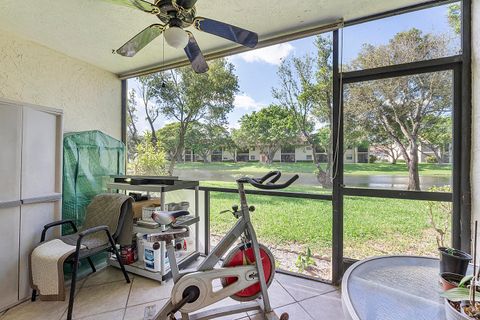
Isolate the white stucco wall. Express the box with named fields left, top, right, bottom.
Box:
left=295, top=145, right=313, bottom=161
left=0, top=30, right=121, bottom=139
left=222, top=150, right=235, bottom=161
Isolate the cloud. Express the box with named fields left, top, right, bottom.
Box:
left=234, top=43, right=294, bottom=65
left=233, top=94, right=266, bottom=111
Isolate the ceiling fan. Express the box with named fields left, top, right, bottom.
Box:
left=109, top=0, right=259, bottom=73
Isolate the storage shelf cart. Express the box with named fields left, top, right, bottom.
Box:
left=107, top=178, right=200, bottom=283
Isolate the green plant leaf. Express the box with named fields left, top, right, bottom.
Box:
left=459, top=275, right=473, bottom=288
left=441, top=287, right=470, bottom=302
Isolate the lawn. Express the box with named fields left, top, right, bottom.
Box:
left=177, top=161, right=452, bottom=176
left=203, top=180, right=450, bottom=279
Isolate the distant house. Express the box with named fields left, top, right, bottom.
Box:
left=371, top=143, right=452, bottom=164
left=183, top=144, right=369, bottom=164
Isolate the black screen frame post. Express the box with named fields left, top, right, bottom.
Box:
left=331, top=29, right=344, bottom=285
left=459, top=0, right=472, bottom=253
left=121, top=79, right=127, bottom=145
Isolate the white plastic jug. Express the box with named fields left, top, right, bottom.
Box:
left=144, top=241, right=161, bottom=272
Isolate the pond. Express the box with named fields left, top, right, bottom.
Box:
left=174, top=168, right=452, bottom=191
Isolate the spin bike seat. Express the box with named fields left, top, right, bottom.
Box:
left=151, top=210, right=190, bottom=225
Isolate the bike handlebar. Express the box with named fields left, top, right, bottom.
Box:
left=237, top=171, right=299, bottom=190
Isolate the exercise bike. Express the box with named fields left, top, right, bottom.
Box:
left=148, top=171, right=299, bottom=320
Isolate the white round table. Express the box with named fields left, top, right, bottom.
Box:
left=342, top=256, right=446, bottom=320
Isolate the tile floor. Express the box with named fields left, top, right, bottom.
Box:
left=0, top=263, right=344, bottom=320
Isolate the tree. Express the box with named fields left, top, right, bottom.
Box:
left=220, top=129, right=238, bottom=162
left=447, top=3, right=461, bottom=35
left=345, top=29, right=452, bottom=190
left=233, top=105, right=299, bottom=164
left=156, top=123, right=183, bottom=161
left=137, top=74, right=163, bottom=147
left=369, top=128, right=403, bottom=164
left=186, top=122, right=230, bottom=163
left=152, top=59, right=239, bottom=174
left=273, top=35, right=333, bottom=187
left=126, top=89, right=141, bottom=161
left=314, top=127, right=330, bottom=156
left=129, top=133, right=168, bottom=175
left=419, top=115, right=452, bottom=164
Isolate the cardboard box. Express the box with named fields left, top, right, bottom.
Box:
left=132, top=198, right=161, bottom=219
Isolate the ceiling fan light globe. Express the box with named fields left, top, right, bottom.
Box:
left=164, top=26, right=189, bottom=49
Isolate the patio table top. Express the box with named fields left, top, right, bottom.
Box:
left=342, top=255, right=446, bottom=320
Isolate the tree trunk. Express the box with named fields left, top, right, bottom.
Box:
left=143, top=103, right=158, bottom=148
left=148, top=123, right=158, bottom=148
left=433, top=148, right=444, bottom=164
left=389, top=148, right=397, bottom=164
left=266, top=148, right=276, bottom=164
left=168, top=125, right=186, bottom=175
left=202, top=153, right=210, bottom=163
left=407, top=143, right=421, bottom=191
left=316, top=163, right=332, bottom=188
left=310, top=142, right=332, bottom=188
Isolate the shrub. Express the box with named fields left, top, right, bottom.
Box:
left=129, top=141, right=168, bottom=176
left=368, top=155, right=378, bottom=163
left=295, top=247, right=316, bottom=272
left=425, top=155, right=437, bottom=164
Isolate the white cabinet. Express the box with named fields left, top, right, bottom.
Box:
left=19, top=202, right=59, bottom=299
left=0, top=99, right=63, bottom=311
left=22, top=107, right=60, bottom=199
left=0, top=207, right=20, bottom=308
left=0, top=105, right=22, bottom=203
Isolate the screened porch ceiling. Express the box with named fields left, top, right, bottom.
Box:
left=0, top=0, right=432, bottom=78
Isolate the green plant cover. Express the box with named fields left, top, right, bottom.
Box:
left=62, top=130, right=125, bottom=234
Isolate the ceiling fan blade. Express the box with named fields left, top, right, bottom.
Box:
left=116, top=24, right=164, bottom=57
left=175, top=0, right=198, bottom=9
left=184, top=32, right=209, bottom=73
left=193, top=17, right=258, bottom=48
left=103, top=0, right=158, bottom=13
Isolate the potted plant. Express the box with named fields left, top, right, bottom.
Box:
left=442, top=222, right=478, bottom=319
left=427, top=187, right=473, bottom=275
left=442, top=275, right=477, bottom=319
left=439, top=247, right=472, bottom=275
left=441, top=272, right=468, bottom=291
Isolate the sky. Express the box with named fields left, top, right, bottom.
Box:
left=128, top=3, right=460, bottom=134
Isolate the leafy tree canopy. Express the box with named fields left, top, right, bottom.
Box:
left=149, top=59, right=239, bottom=174
left=233, top=104, right=299, bottom=164
left=345, top=29, right=452, bottom=190
left=447, top=3, right=461, bottom=35
left=186, top=122, right=230, bottom=162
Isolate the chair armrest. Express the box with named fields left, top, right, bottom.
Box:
left=41, top=219, right=78, bottom=242
left=76, top=225, right=113, bottom=249
left=78, top=225, right=110, bottom=238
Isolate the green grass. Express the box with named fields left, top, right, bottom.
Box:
left=204, top=181, right=449, bottom=265
left=177, top=161, right=452, bottom=176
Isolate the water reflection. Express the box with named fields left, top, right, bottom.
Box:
left=174, top=169, right=451, bottom=190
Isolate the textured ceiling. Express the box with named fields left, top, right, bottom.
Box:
left=0, top=0, right=430, bottom=77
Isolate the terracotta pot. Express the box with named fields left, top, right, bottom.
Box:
left=440, top=272, right=466, bottom=291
